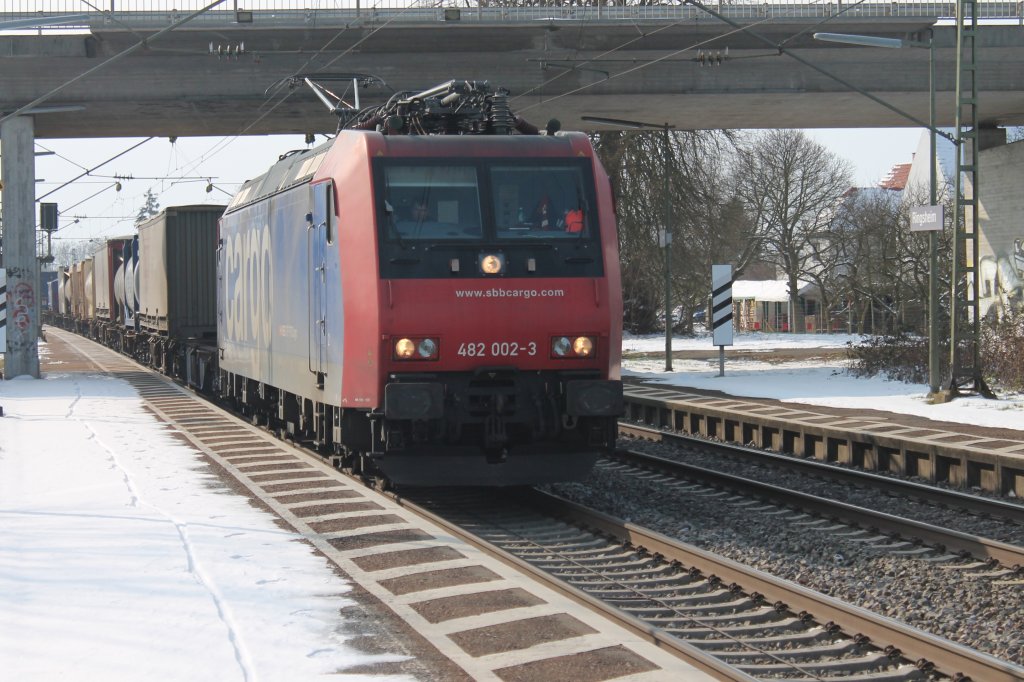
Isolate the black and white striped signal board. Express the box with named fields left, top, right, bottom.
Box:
left=0, top=270, right=7, bottom=349
left=711, top=264, right=733, bottom=346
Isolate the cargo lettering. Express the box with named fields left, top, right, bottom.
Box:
left=223, top=213, right=273, bottom=346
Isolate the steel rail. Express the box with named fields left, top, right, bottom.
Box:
left=610, top=445, right=1024, bottom=569
left=620, top=421, right=1024, bottom=525
left=521, top=488, right=1024, bottom=682
left=389, top=491, right=760, bottom=681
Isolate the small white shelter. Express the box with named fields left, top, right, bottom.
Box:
left=733, top=279, right=822, bottom=332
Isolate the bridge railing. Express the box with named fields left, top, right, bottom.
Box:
left=3, top=0, right=1022, bottom=30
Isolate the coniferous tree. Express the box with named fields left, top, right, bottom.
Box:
left=135, top=189, right=160, bottom=226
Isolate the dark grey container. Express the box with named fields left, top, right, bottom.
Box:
left=137, top=205, right=225, bottom=339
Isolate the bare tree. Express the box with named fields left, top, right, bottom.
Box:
left=733, top=130, right=853, bottom=332
left=827, top=188, right=904, bottom=333
left=594, top=128, right=751, bottom=334
left=53, top=238, right=102, bottom=268
left=592, top=130, right=663, bottom=332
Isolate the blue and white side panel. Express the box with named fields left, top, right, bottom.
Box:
left=218, top=182, right=344, bottom=402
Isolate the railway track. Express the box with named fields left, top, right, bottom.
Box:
left=609, top=433, right=1024, bottom=571
left=402, top=487, right=1023, bottom=680
left=621, top=383, right=1024, bottom=498
left=619, top=422, right=1024, bottom=526
left=45, top=329, right=1024, bottom=680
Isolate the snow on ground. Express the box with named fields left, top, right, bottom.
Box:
left=623, top=332, right=1024, bottom=433
left=0, top=359, right=413, bottom=681
left=1, top=332, right=1021, bottom=679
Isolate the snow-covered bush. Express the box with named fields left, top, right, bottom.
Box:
left=847, top=312, right=1024, bottom=393
left=982, top=310, right=1024, bottom=392
left=845, top=333, right=938, bottom=385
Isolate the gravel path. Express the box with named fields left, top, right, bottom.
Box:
left=547, top=437, right=1024, bottom=666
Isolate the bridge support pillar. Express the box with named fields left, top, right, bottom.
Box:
left=1, top=115, right=41, bottom=379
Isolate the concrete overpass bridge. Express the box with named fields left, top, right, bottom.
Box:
left=1, top=1, right=1023, bottom=139
left=2, top=1, right=1023, bottom=378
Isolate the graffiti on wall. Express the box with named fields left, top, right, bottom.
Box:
left=979, top=236, right=1024, bottom=318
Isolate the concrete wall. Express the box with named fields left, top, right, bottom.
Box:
left=977, top=139, right=1024, bottom=312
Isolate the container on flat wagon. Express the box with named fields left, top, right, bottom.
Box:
left=137, top=205, right=225, bottom=339
left=91, top=238, right=129, bottom=322
left=69, top=258, right=94, bottom=320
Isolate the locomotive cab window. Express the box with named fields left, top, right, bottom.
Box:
left=383, top=165, right=483, bottom=241
left=490, top=164, right=592, bottom=239
left=376, top=157, right=603, bottom=279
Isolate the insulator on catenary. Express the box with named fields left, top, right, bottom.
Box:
left=490, top=92, right=514, bottom=135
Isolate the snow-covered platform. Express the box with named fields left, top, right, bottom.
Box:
left=0, top=329, right=717, bottom=681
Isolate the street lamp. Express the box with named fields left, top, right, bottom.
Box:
left=582, top=116, right=676, bottom=371
left=813, top=31, right=941, bottom=396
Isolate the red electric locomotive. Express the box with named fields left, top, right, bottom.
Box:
left=218, top=81, right=623, bottom=486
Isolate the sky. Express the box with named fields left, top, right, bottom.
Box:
left=27, top=127, right=925, bottom=247
left=1, top=332, right=1021, bottom=678
left=32, top=134, right=313, bottom=246
left=804, top=128, right=923, bottom=186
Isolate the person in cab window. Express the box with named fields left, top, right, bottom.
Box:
left=564, top=207, right=584, bottom=233
left=533, top=196, right=553, bottom=230
left=396, top=199, right=432, bottom=234
left=411, top=199, right=430, bottom=223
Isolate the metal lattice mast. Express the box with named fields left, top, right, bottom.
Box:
left=949, top=0, right=991, bottom=397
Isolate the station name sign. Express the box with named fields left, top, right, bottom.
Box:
left=910, top=205, right=943, bottom=232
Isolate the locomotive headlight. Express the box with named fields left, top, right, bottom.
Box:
left=551, top=335, right=596, bottom=358
left=479, top=253, right=504, bottom=275
left=395, top=338, right=416, bottom=359
left=573, top=336, right=594, bottom=357
left=393, top=337, right=439, bottom=361
left=417, top=338, right=438, bottom=359
left=551, top=336, right=572, bottom=357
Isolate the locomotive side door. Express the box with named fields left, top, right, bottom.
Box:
left=308, top=181, right=331, bottom=387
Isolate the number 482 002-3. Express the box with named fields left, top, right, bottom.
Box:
left=457, top=341, right=537, bottom=358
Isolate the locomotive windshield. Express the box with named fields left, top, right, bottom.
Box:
left=376, top=157, right=603, bottom=279
left=490, top=164, right=591, bottom=238
left=383, top=165, right=484, bottom=241
left=378, top=158, right=597, bottom=243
